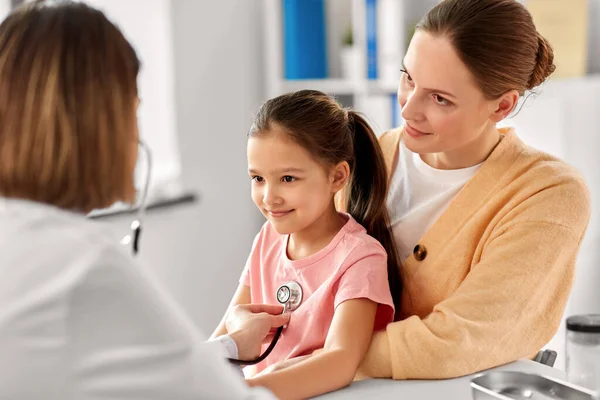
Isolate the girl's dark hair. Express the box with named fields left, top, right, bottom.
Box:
left=249, top=90, right=402, bottom=317
left=418, top=0, right=555, bottom=98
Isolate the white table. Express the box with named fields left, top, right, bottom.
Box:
left=315, top=360, right=565, bottom=399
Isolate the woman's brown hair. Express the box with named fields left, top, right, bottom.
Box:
left=250, top=90, right=403, bottom=317
left=0, top=1, right=140, bottom=212
left=418, top=0, right=556, bottom=98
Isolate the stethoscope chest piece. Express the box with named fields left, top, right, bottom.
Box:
left=276, top=281, right=303, bottom=311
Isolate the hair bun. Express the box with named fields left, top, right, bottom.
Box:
left=528, top=33, right=556, bottom=89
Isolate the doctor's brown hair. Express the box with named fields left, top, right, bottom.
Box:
left=0, top=1, right=140, bottom=212
left=249, top=90, right=403, bottom=317
left=418, top=0, right=555, bottom=98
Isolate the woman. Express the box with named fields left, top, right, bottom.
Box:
left=0, top=2, right=286, bottom=399
left=355, top=0, right=591, bottom=379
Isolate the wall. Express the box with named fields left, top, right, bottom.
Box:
left=83, top=0, right=182, bottom=194
left=152, top=0, right=266, bottom=332
left=101, top=0, right=266, bottom=335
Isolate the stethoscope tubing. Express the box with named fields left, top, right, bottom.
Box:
left=227, top=325, right=284, bottom=365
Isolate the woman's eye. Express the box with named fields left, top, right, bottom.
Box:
left=400, top=69, right=413, bottom=84
left=433, top=94, right=449, bottom=106
left=252, top=176, right=264, bottom=182
left=282, top=176, right=296, bottom=183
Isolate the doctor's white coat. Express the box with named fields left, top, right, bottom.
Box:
left=0, top=198, right=275, bottom=400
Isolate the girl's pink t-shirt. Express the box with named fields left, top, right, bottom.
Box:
left=240, top=214, right=395, bottom=376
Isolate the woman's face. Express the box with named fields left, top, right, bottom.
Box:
left=398, top=30, right=515, bottom=167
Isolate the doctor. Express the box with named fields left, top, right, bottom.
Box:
left=0, top=2, right=287, bottom=399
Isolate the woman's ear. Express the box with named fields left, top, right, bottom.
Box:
left=490, top=89, right=520, bottom=122
left=330, top=161, right=350, bottom=192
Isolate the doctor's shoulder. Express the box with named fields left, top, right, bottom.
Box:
left=0, top=198, right=151, bottom=312
left=29, top=200, right=141, bottom=277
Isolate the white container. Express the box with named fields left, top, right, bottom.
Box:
left=566, top=314, right=600, bottom=393
left=339, top=45, right=363, bottom=81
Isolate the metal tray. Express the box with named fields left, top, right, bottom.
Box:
left=471, top=370, right=598, bottom=400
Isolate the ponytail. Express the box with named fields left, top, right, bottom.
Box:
left=345, top=111, right=403, bottom=318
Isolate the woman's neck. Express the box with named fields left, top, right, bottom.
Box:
left=420, top=125, right=501, bottom=170
left=287, top=204, right=345, bottom=261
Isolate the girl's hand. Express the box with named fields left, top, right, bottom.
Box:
left=257, top=355, right=312, bottom=376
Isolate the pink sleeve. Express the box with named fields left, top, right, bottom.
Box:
left=334, top=248, right=395, bottom=331
left=239, top=225, right=266, bottom=287
left=239, top=256, right=252, bottom=287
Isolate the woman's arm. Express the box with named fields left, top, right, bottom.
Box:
left=359, top=218, right=590, bottom=380
left=247, top=298, right=378, bottom=400
left=209, top=283, right=251, bottom=339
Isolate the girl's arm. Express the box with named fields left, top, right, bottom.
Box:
left=209, top=283, right=251, bottom=339
left=246, top=298, right=378, bottom=400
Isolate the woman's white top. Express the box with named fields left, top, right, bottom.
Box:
left=0, top=198, right=274, bottom=400
left=386, top=139, right=483, bottom=261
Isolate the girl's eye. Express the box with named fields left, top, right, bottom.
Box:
left=252, top=176, right=264, bottom=182
left=282, top=176, right=296, bottom=183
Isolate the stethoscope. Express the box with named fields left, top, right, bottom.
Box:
left=121, top=140, right=152, bottom=256
left=227, top=281, right=303, bottom=365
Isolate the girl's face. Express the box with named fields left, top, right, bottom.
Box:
left=247, top=127, right=344, bottom=235
left=398, top=30, right=517, bottom=168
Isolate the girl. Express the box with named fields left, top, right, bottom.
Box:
left=211, top=90, right=402, bottom=399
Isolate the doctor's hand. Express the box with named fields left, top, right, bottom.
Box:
left=226, top=304, right=290, bottom=361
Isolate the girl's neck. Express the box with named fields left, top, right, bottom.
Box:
left=287, top=204, right=346, bottom=261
